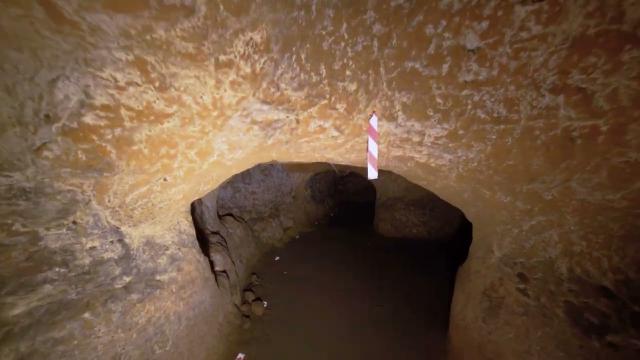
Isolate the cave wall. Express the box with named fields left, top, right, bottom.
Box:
left=1, top=1, right=639, bottom=359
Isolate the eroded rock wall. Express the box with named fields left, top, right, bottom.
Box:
left=1, top=1, right=639, bottom=359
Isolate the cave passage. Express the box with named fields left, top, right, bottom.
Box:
left=190, top=162, right=471, bottom=360
left=223, top=225, right=455, bottom=360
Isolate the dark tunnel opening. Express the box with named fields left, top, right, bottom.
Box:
left=307, top=170, right=378, bottom=227
left=190, top=163, right=472, bottom=359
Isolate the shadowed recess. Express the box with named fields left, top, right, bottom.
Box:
left=190, top=162, right=473, bottom=358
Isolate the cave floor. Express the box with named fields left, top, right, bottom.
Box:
left=223, top=226, right=454, bottom=360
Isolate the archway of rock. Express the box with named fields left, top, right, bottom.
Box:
left=191, top=162, right=472, bottom=359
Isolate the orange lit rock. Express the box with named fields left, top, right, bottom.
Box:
left=0, top=1, right=638, bottom=359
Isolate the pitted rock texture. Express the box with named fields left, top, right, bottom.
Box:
left=1, top=1, right=639, bottom=359
left=375, top=195, right=463, bottom=240
left=218, top=163, right=297, bottom=244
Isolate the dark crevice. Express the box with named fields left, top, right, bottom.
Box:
left=190, top=201, right=240, bottom=292
left=446, top=217, right=473, bottom=272
left=218, top=211, right=249, bottom=226
left=190, top=200, right=215, bottom=275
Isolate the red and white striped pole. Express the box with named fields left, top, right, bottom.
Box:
left=367, top=111, right=379, bottom=180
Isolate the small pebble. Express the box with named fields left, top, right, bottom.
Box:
left=243, top=289, right=256, bottom=302
left=251, top=299, right=266, bottom=316
left=239, top=302, right=251, bottom=316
